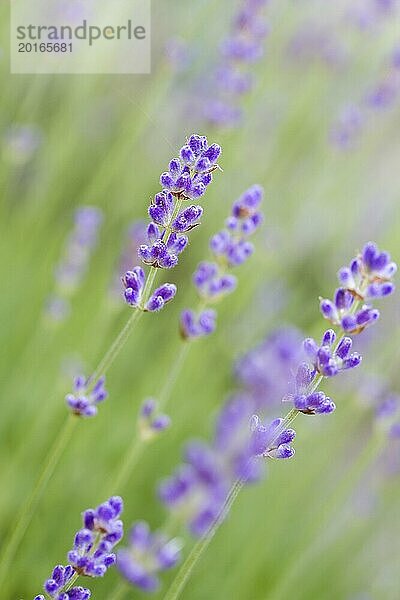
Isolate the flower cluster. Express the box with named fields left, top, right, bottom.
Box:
left=117, top=521, right=181, bottom=592
left=303, top=330, right=362, bottom=377
left=68, top=497, right=123, bottom=577
left=122, top=267, right=177, bottom=312
left=205, top=0, right=269, bottom=128
left=34, top=498, right=123, bottom=599
left=284, top=241, right=396, bottom=415
left=320, top=242, right=396, bottom=333
left=122, top=135, right=221, bottom=312
left=65, top=376, right=108, bottom=418
left=34, top=565, right=91, bottom=600
left=159, top=393, right=295, bottom=538
left=331, top=47, right=400, bottom=148
left=139, top=398, right=171, bottom=440
left=46, top=206, right=103, bottom=323
left=180, top=185, right=264, bottom=340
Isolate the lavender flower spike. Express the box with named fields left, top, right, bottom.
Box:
left=181, top=185, right=264, bottom=340
left=34, top=565, right=91, bottom=600
left=320, top=241, right=396, bottom=334
left=68, top=497, right=123, bottom=577
left=122, top=134, right=222, bottom=310
left=117, top=521, right=182, bottom=592
left=250, top=415, right=296, bottom=459
left=65, top=375, right=108, bottom=418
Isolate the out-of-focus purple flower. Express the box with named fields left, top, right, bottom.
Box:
left=65, top=375, right=108, bottom=418
left=34, top=565, right=91, bottom=600
left=68, top=497, right=123, bottom=578
left=45, top=206, right=103, bottom=323
left=192, top=262, right=238, bottom=301
left=117, top=521, right=181, bottom=592
left=55, top=207, right=103, bottom=290
left=164, top=37, right=192, bottom=72
left=159, top=391, right=296, bottom=538
left=376, top=392, right=400, bottom=438
left=330, top=104, right=364, bottom=149
left=139, top=398, right=171, bottom=440
left=235, top=327, right=304, bottom=411
left=180, top=309, right=217, bottom=340
left=2, top=124, right=42, bottom=165
left=286, top=23, right=347, bottom=69
left=204, top=0, right=269, bottom=128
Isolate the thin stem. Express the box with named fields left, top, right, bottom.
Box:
left=159, top=342, right=191, bottom=409
left=163, top=479, right=244, bottom=600
left=109, top=436, right=145, bottom=494
left=89, top=309, right=143, bottom=384
left=0, top=415, right=77, bottom=587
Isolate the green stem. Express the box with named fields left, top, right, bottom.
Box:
left=0, top=415, right=77, bottom=587
left=158, top=342, right=191, bottom=409
left=89, top=309, right=143, bottom=384
left=109, top=435, right=145, bottom=494
left=163, top=479, right=244, bottom=600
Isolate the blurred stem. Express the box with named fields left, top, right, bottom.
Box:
left=89, top=309, right=143, bottom=384
left=109, top=435, right=145, bottom=494
left=270, top=431, right=386, bottom=600
left=159, top=342, right=192, bottom=409
left=0, top=415, right=77, bottom=588
left=163, top=478, right=244, bottom=600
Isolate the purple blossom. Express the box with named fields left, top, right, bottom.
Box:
left=68, top=497, right=123, bottom=577
left=122, top=135, right=221, bottom=311
left=204, top=0, right=269, bottom=128
left=320, top=242, right=396, bottom=333
left=180, top=309, right=217, bottom=340
left=146, top=284, right=177, bottom=312
left=235, top=327, right=305, bottom=411
left=159, top=393, right=296, bottom=537
left=303, top=330, right=362, bottom=377
left=181, top=185, right=263, bottom=340
left=109, top=221, right=147, bottom=300
left=250, top=415, right=296, bottom=459
left=117, top=522, right=181, bottom=592
left=45, top=206, right=103, bottom=322
left=65, top=376, right=108, bottom=418
left=139, top=398, right=171, bottom=440
left=34, top=565, right=91, bottom=600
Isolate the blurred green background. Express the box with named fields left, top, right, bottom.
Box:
left=1, top=0, right=399, bottom=598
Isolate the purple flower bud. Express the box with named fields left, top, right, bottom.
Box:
left=146, top=284, right=177, bottom=312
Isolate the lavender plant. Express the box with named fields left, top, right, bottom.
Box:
left=107, top=185, right=264, bottom=495
left=205, top=0, right=269, bottom=128
left=45, top=206, right=103, bottom=323
left=181, top=184, right=264, bottom=339
left=159, top=241, right=396, bottom=599
left=34, top=497, right=123, bottom=600
left=331, top=47, right=400, bottom=148
left=0, top=134, right=221, bottom=589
